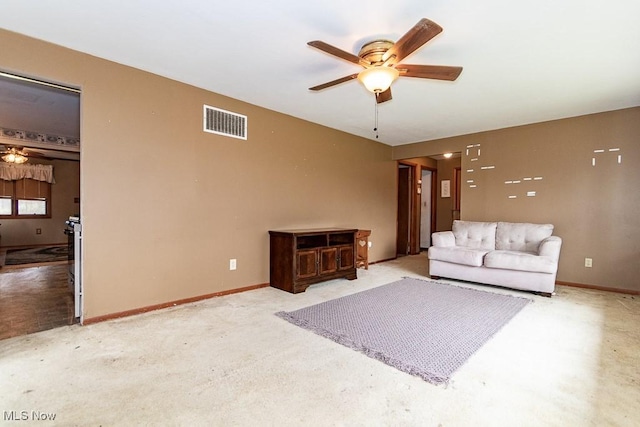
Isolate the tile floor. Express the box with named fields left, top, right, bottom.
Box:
left=0, top=263, right=75, bottom=340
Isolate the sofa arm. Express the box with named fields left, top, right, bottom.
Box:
left=432, top=231, right=455, bottom=247
left=538, top=236, right=562, bottom=261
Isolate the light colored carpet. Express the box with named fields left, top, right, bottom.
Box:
left=1, top=254, right=638, bottom=426
left=277, top=277, right=530, bottom=384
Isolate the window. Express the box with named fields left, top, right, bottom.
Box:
left=0, top=178, right=51, bottom=218
left=0, top=197, right=11, bottom=215
left=18, top=199, right=47, bottom=215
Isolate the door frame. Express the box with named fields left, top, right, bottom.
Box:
left=452, top=166, right=461, bottom=221
left=396, top=162, right=414, bottom=256
left=397, top=161, right=438, bottom=255
left=0, top=70, right=82, bottom=330
left=419, top=165, right=438, bottom=250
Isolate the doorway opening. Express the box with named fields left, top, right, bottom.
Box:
left=0, top=71, right=81, bottom=340
left=396, top=153, right=460, bottom=258
left=397, top=161, right=437, bottom=256
left=428, top=152, right=462, bottom=232
left=420, top=167, right=437, bottom=249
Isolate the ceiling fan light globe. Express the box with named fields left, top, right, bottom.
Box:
left=358, top=67, right=399, bottom=93
left=2, top=152, right=28, bottom=164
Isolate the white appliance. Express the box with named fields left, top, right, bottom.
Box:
left=65, top=216, right=83, bottom=323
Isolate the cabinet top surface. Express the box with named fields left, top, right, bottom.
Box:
left=269, top=228, right=358, bottom=235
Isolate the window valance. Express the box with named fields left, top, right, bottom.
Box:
left=0, top=163, right=55, bottom=184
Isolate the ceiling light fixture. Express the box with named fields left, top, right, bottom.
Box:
left=357, top=67, right=399, bottom=93
left=2, top=148, right=28, bottom=164
left=358, top=67, right=401, bottom=140
left=443, top=152, right=453, bottom=158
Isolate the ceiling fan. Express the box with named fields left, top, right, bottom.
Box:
left=308, top=18, right=463, bottom=104
left=1, top=146, right=29, bottom=164
left=1, top=146, right=45, bottom=164
left=1, top=145, right=80, bottom=162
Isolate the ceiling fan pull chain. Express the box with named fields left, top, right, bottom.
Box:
left=374, top=98, right=379, bottom=139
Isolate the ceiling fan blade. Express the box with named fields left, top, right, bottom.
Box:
left=397, top=64, right=463, bottom=81
left=308, top=41, right=369, bottom=66
left=382, top=18, right=443, bottom=65
left=375, top=88, right=392, bottom=104
left=309, top=74, right=359, bottom=91
left=23, top=148, right=45, bottom=157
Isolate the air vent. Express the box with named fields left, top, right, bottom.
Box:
left=203, top=105, right=247, bottom=140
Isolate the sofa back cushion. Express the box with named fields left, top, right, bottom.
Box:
left=496, top=222, right=554, bottom=252
left=452, top=220, right=497, bottom=250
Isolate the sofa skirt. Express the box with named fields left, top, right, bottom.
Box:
left=429, top=259, right=556, bottom=294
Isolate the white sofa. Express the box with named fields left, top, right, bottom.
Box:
left=428, top=220, right=562, bottom=295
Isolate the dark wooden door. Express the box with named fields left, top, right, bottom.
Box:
left=453, top=166, right=461, bottom=221
left=397, top=165, right=411, bottom=255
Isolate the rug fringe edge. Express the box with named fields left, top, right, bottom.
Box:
left=275, top=309, right=449, bottom=385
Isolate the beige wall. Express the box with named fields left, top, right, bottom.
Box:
left=0, top=29, right=398, bottom=319
left=0, top=159, right=80, bottom=247
left=393, top=108, right=640, bottom=292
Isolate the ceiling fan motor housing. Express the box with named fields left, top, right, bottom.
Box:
left=358, top=40, right=394, bottom=65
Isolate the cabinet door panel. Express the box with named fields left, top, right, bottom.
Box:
left=297, top=250, right=318, bottom=279
left=338, top=245, right=355, bottom=270
left=320, top=248, right=338, bottom=274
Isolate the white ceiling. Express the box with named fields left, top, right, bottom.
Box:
left=0, top=73, right=80, bottom=138
left=0, top=0, right=639, bottom=146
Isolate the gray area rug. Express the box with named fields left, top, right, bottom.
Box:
left=276, top=277, right=531, bottom=384
left=4, top=245, right=69, bottom=266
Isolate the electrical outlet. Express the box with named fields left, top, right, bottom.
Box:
left=585, top=258, right=593, bottom=268
left=36, top=228, right=42, bottom=235
left=229, top=259, right=237, bottom=270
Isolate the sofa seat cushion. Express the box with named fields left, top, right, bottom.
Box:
left=484, top=250, right=557, bottom=274
left=428, top=246, right=489, bottom=267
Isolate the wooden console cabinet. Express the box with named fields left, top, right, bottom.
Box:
left=269, top=228, right=357, bottom=293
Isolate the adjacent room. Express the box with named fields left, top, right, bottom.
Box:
left=0, top=73, right=81, bottom=339
left=0, top=1, right=638, bottom=425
